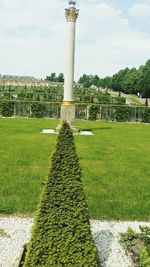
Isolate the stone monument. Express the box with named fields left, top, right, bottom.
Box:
left=42, top=2, right=93, bottom=136
left=60, top=0, right=79, bottom=128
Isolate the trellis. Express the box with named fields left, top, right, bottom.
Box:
left=0, top=100, right=149, bottom=123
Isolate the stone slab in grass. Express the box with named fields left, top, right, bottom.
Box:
left=41, top=129, right=94, bottom=135
left=41, top=129, right=56, bottom=134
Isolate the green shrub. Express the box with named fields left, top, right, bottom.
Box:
left=140, top=226, right=150, bottom=247
left=82, top=95, right=91, bottom=103
left=97, top=95, right=111, bottom=104
left=31, top=102, right=46, bottom=118
left=3, top=92, right=12, bottom=99
left=1, top=102, right=14, bottom=117
left=140, top=247, right=150, bottom=267
left=141, top=108, right=150, bottom=123
left=23, top=122, right=99, bottom=267
left=120, top=227, right=137, bottom=249
left=115, top=106, right=130, bottom=122
left=89, top=105, right=99, bottom=120
left=113, top=97, right=126, bottom=105
left=123, top=227, right=137, bottom=241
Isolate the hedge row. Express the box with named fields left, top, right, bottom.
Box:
left=0, top=101, right=150, bottom=123
left=0, top=101, right=60, bottom=118
left=31, top=103, right=47, bottom=118
left=89, top=105, right=150, bottom=123
left=1, top=102, right=14, bottom=117
left=0, top=85, right=126, bottom=105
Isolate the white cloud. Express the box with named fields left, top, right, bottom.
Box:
left=0, top=0, right=67, bottom=78
left=129, top=2, right=150, bottom=21
left=76, top=2, right=150, bottom=77
left=0, top=0, right=150, bottom=79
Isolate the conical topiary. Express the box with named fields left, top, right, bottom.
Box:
left=23, top=122, right=99, bottom=267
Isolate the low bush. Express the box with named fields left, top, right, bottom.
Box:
left=113, top=97, right=126, bottom=105
left=23, top=122, right=99, bottom=267
left=141, top=108, right=150, bottom=123
left=1, top=101, right=14, bottom=117
left=97, top=95, right=111, bottom=104
left=89, top=105, right=99, bottom=120
left=140, top=247, right=150, bottom=267
left=115, top=106, right=130, bottom=122
left=121, top=226, right=150, bottom=267
left=31, top=102, right=46, bottom=118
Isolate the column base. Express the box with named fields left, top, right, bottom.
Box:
left=56, top=101, right=79, bottom=133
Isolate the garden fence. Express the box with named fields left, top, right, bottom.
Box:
left=0, top=100, right=150, bottom=123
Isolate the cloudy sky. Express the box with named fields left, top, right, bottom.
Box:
left=0, top=0, right=150, bottom=80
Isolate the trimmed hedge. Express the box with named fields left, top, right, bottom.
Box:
left=31, top=102, right=46, bottom=118
left=23, top=122, right=99, bottom=267
left=142, top=108, right=150, bottom=123
left=89, top=105, right=100, bottom=120
left=1, top=101, right=14, bottom=117
left=113, top=96, right=126, bottom=105
left=88, top=105, right=131, bottom=122
left=115, top=106, right=130, bottom=122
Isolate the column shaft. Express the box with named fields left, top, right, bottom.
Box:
left=64, top=21, right=76, bottom=101
left=59, top=3, right=79, bottom=130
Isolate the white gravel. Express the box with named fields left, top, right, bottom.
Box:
left=0, top=217, right=33, bottom=267
left=0, top=217, right=150, bottom=267
left=91, top=220, right=150, bottom=267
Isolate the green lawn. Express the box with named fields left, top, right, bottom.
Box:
left=0, top=118, right=150, bottom=220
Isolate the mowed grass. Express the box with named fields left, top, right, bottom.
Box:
left=0, top=118, right=150, bottom=220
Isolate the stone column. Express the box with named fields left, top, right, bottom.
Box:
left=60, top=1, right=79, bottom=127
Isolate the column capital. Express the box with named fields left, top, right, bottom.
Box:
left=65, top=7, right=79, bottom=22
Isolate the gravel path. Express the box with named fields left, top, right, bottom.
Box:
left=0, top=217, right=150, bottom=267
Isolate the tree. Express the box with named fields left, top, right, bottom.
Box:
left=57, top=73, right=64, bottom=83
left=46, top=73, right=56, bottom=82
left=78, top=74, right=88, bottom=84
left=121, top=68, right=140, bottom=94
left=78, top=74, right=99, bottom=88
left=99, top=76, right=112, bottom=88
left=111, top=68, right=129, bottom=92
left=138, top=60, right=150, bottom=98
left=45, top=73, right=64, bottom=83
left=23, top=122, right=99, bottom=267
left=92, top=75, right=100, bottom=87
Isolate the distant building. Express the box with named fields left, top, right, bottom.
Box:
left=0, top=75, right=56, bottom=88
left=2, top=75, right=36, bottom=81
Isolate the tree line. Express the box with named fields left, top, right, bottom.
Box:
left=46, top=73, right=64, bottom=83
left=45, top=59, right=150, bottom=98
left=78, top=59, right=150, bottom=98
